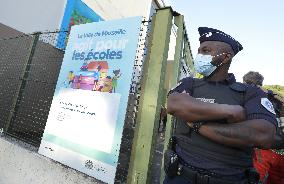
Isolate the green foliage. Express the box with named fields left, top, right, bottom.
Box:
left=263, top=85, right=284, bottom=96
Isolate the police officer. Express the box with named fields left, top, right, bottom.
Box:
left=164, top=27, right=278, bottom=184
left=243, top=71, right=284, bottom=184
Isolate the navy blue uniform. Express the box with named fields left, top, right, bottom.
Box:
left=166, top=74, right=277, bottom=183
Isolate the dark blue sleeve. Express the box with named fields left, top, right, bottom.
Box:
left=167, top=77, right=193, bottom=97
left=244, top=86, right=278, bottom=127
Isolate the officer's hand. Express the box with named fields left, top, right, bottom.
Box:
left=226, top=105, right=246, bottom=123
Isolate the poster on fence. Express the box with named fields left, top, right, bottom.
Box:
left=39, top=16, right=142, bottom=184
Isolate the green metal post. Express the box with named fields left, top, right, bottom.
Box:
left=160, top=15, right=184, bottom=182
left=127, top=7, right=173, bottom=184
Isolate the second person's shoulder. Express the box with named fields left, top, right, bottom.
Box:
left=244, top=84, right=266, bottom=100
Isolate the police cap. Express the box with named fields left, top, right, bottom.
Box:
left=198, top=27, right=243, bottom=55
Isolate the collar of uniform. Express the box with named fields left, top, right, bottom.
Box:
left=226, top=73, right=236, bottom=84
left=203, top=73, right=236, bottom=85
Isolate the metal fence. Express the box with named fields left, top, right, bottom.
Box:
left=0, top=12, right=182, bottom=182
left=0, top=24, right=148, bottom=183
left=0, top=31, right=67, bottom=146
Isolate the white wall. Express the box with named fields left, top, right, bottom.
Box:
left=0, top=0, right=67, bottom=33
left=0, top=0, right=165, bottom=33
left=0, top=137, right=103, bottom=184
left=82, top=0, right=153, bottom=20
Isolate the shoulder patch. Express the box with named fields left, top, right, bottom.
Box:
left=261, top=98, right=276, bottom=115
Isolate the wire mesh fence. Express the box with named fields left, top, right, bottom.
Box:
left=0, top=30, right=68, bottom=146
left=0, top=24, right=148, bottom=183
left=0, top=34, right=33, bottom=133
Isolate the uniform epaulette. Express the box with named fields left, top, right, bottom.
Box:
left=229, top=82, right=247, bottom=92
left=192, top=78, right=207, bottom=88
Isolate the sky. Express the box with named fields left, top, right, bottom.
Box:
left=164, top=0, right=284, bottom=86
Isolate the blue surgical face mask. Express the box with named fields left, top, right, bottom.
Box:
left=194, top=53, right=225, bottom=77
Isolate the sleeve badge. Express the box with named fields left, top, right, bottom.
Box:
left=261, top=98, right=276, bottom=115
